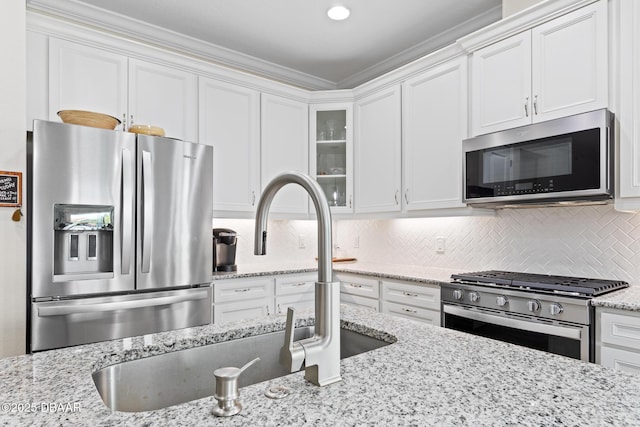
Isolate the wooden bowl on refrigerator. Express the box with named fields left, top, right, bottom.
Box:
left=57, top=110, right=121, bottom=130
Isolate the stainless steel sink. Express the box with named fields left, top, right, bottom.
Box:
left=92, top=326, right=392, bottom=412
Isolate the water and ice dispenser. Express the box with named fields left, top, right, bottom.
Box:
left=53, top=204, right=114, bottom=280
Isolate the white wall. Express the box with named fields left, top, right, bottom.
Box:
left=336, top=205, right=640, bottom=283
left=0, top=0, right=26, bottom=357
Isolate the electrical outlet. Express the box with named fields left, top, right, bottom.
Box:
left=298, top=234, right=305, bottom=249
left=436, top=237, right=446, bottom=254
left=353, top=235, right=360, bottom=248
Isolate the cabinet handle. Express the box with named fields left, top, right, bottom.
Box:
left=404, top=189, right=409, bottom=204
left=349, top=283, right=363, bottom=288
left=401, top=308, right=418, bottom=314
left=533, top=95, right=538, bottom=115
left=394, top=190, right=399, bottom=205
left=524, top=96, right=529, bottom=117
left=130, top=115, right=134, bottom=126
left=234, top=288, right=251, bottom=293
left=122, top=113, right=127, bottom=131
left=291, top=282, right=307, bottom=287
left=266, top=305, right=271, bottom=316
left=402, top=292, right=418, bottom=297
left=277, top=304, right=282, bottom=314
left=251, top=191, right=256, bottom=206
left=349, top=194, right=352, bottom=209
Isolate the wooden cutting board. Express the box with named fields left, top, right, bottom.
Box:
left=316, top=257, right=357, bottom=262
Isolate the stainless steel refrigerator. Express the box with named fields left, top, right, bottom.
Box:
left=28, top=120, right=213, bottom=352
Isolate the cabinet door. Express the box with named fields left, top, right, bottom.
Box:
left=354, top=86, right=402, bottom=213
left=199, top=77, right=260, bottom=215
left=617, top=0, right=640, bottom=203
left=471, top=32, right=532, bottom=136
left=310, top=103, right=354, bottom=213
left=129, top=58, right=197, bottom=141
left=403, top=57, right=467, bottom=210
left=49, top=38, right=127, bottom=127
left=260, top=94, right=309, bottom=215
left=531, top=1, right=607, bottom=122
left=213, top=299, right=274, bottom=324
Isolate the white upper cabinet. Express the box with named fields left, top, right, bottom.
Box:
left=49, top=38, right=128, bottom=127
left=354, top=85, right=402, bottom=214
left=617, top=0, right=640, bottom=206
left=402, top=56, right=468, bottom=210
left=471, top=1, right=607, bottom=136
left=128, top=58, right=197, bottom=141
left=471, top=32, right=531, bottom=135
left=260, top=93, right=309, bottom=216
left=199, top=77, right=260, bottom=216
left=309, top=103, right=354, bottom=214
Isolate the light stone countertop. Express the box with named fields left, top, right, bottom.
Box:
left=2, top=305, right=640, bottom=426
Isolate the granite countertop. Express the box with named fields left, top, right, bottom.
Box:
left=212, top=261, right=640, bottom=311
left=2, top=306, right=640, bottom=426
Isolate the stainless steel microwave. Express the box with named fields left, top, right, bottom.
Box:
left=463, top=109, right=614, bottom=208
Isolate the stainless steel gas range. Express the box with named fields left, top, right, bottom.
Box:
left=441, top=271, right=629, bottom=362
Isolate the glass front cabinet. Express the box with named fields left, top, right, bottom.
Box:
left=309, top=103, right=353, bottom=214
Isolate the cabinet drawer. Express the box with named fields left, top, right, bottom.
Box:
left=276, top=293, right=315, bottom=315
left=213, top=300, right=274, bottom=324
left=340, top=293, right=379, bottom=312
left=600, top=346, right=640, bottom=375
left=381, top=301, right=440, bottom=326
left=337, top=274, right=379, bottom=299
left=213, top=277, right=274, bottom=303
left=275, top=274, right=316, bottom=296
left=600, top=312, right=640, bottom=348
left=381, top=280, right=440, bottom=311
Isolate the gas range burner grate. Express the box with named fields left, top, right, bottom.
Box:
left=451, top=270, right=629, bottom=296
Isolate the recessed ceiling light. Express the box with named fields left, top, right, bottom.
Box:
left=327, top=6, right=350, bottom=21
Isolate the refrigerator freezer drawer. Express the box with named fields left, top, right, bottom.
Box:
left=31, top=287, right=212, bottom=352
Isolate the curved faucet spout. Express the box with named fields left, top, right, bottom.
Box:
left=254, top=171, right=341, bottom=387
left=254, top=171, right=333, bottom=283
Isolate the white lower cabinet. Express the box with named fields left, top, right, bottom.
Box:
left=275, top=273, right=316, bottom=315
left=597, top=308, right=640, bottom=375
left=212, top=277, right=274, bottom=324
left=381, top=280, right=440, bottom=326
left=212, top=273, right=316, bottom=323
left=337, top=273, right=380, bottom=312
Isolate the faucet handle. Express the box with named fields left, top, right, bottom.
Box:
left=280, top=307, right=305, bottom=372
left=212, top=357, right=260, bottom=417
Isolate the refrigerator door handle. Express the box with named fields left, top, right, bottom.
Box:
left=141, top=150, right=154, bottom=273
left=121, top=148, right=134, bottom=275
left=37, top=290, right=210, bottom=317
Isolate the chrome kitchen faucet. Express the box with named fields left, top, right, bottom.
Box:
left=254, top=171, right=341, bottom=386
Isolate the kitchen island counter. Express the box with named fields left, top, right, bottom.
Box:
left=2, top=306, right=640, bottom=426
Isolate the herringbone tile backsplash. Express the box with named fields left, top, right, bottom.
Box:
left=215, top=204, right=640, bottom=283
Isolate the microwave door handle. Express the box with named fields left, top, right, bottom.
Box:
left=141, top=150, right=154, bottom=273
left=121, top=148, right=133, bottom=275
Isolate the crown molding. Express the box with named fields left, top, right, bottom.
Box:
left=458, top=0, right=598, bottom=53
left=337, top=4, right=502, bottom=89
left=26, top=0, right=337, bottom=90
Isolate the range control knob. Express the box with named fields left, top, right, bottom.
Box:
left=549, top=303, right=564, bottom=316
left=452, top=289, right=464, bottom=301
left=496, top=296, right=509, bottom=307
left=469, top=291, right=480, bottom=303
left=527, top=300, right=541, bottom=313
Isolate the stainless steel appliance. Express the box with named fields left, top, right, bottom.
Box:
left=463, top=109, right=614, bottom=208
left=441, top=271, right=628, bottom=362
left=212, top=228, right=237, bottom=272
left=28, top=120, right=213, bottom=352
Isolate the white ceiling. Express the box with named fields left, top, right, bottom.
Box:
left=29, top=0, right=503, bottom=89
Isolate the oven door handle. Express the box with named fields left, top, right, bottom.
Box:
left=443, top=305, right=582, bottom=340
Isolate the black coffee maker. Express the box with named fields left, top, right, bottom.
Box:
left=212, top=228, right=238, bottom=272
